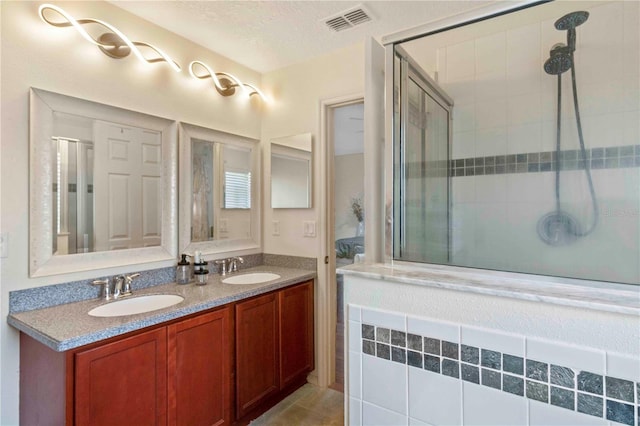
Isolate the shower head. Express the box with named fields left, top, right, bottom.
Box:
left=543, top=44, right=573, bottom=75
left=554, top=11, right=589, bottom=31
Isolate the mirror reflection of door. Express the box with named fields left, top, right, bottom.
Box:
left=93, top=121, right=162, bottom=251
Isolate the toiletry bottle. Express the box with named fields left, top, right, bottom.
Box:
left=176, top=254, right=191, bottom=285
left=193, top=250, right=207, bottom=274
left=194, top=268, right=209, bottom=285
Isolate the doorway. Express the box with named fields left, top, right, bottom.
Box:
left=327, top=100, right=364, bottom=392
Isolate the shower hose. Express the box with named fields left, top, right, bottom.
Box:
left=553, top=56, right=599, bottom=237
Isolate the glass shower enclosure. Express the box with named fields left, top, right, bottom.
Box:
left=394, top=47, right=453, bottom=264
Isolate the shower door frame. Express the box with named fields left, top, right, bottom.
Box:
left=393, top=46, right=454, bottom=263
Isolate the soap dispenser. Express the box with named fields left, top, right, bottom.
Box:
left=176, top=254, right=191, bottom=285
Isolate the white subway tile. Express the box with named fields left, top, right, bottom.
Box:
left=361, top=307, right=406, bottom=331
left=407, top=315, right=459, bottom=342
left=461, top=325, right=525, bottom=356
left=348, top=304, right=362, bottom=322
left=408, top=367, right=462, bottom=425
left=349, top=350, right=362, bottom=399
left=447, top=40, right=475, bottom=82
left=409, top=418, right=432, bottom=426
left=475, top=127, right=507, bottom=157
left=528, top=399, right=608, bottom=426
left=349, top=397, right=362, bottom=426
left=362, top=354, right=407, bottom=414
left=475, top=69, right=507, bottom=102
left=453, top=104, right=476, bottom=134
left=349, top=320, right=362, bottom=352
left=452, top=178, right=476, bottom=204
left=452, top=130, right=476, bottom=159
left=475, top=99, right=507, bottom=131
left=508, top=92, right=542, bottom=127
left=362, top=402, right=408, bottom=426
left=507, top=122, right=542, bottom=155
left=476, top=32, right=506, bottom=75
left=463, top=382, right=527, bottom=425
left=526, top=337, right=606, bottom=374
left=607, top=351, right=640, bottom=382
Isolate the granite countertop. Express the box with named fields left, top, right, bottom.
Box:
left=9, top=265, right=315, bottom=352
left=338, top=262, right=640, bottom=316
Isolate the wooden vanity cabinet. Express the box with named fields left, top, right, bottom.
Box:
left=19, top=280, right=312, bottom=426
left=168, top=306, right=233, bottom=426
left=74, top=327, right=168, bottom=426
left=234, top=280, right=314, bottom=423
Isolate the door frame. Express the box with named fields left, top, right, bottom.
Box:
left=317, top=93, right=364, bottom=388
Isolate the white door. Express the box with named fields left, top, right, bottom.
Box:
left=93, top=121, right=162, bottom=251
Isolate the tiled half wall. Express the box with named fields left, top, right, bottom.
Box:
left=347, top=305, right=639, bottom=426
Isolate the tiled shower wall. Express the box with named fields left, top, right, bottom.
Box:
left=347, top=304, right=640, bottom=426
left=436, top=1, right=639, bottom=284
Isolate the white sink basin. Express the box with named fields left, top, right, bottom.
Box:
left=222, top=272, right=281, bottom=285
left=88, top=294, right=184, bottom=317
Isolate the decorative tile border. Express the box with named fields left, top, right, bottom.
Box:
left=448, top=144, right=640, bottom=177
left=361, top=323, right=639, bottom=426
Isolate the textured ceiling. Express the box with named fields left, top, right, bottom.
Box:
left=110, top=1, right=492, bottom=73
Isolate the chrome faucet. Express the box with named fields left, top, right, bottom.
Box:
left=92, top=273, right=140, bottom=300
left=122, top=273, right=140, bottom=296
left=229, top=256, right=244, bottom=272
left=92, top=278, right=112, bottom=300
left=214, top=259, right=230, bottom=276
left=215, top=257, right=244, bottom=276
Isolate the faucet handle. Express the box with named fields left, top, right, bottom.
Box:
left=92, top=279, right=111, bottom=300
left=122, top=273, right=140, bottom=296
left=214, top=259, right=228, bottom=276
left=230, top=257, right=244, bottom=272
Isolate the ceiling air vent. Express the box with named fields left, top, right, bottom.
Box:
left=323, top=5, right=373, bottom=32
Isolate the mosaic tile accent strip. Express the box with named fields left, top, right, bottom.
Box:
left=361, top=323, right=640, bottom=426
left=449, top=144, right=640, bottom=177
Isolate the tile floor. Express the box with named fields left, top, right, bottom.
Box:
left=250, top=384, right=345, bottom=426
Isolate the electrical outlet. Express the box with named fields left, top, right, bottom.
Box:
left=303, top=221, right=316, bottom=238
left=272, top=220, right=280, bottom=236
left=0, top=232, right=8, bottom=258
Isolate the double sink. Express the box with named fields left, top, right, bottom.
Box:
left=88, top=272, right=281, bottom=318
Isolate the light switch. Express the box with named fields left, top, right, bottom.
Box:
left=219, top=219, right=228, bottom=233
left=303, top=221, right=316, bottom=238
left=272, top=220, right=280, bottom=236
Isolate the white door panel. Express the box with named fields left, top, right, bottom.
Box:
left=94, top=121, right=161, bottom=251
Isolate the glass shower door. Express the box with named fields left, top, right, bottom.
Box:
left=395, top=55, right=452, bottom=263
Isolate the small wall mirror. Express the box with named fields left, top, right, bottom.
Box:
left=29, top=88, right=177, bottom=277
left=271, top=133, right=312, bottom=209
left=179, top=123, right=260, bottom=256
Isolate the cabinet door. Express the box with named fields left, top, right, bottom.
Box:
left=279, top=280, right=314, bottom=389
left=75, top=327, right=167, bottom=426
left=167, top=307, right=233, bottom=426
left=235, top=292, right=279, bottom=419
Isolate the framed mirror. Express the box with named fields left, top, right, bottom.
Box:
left=270, top=133, right=312, bottom=209
left=179, top=123, right=260, bottom=256
left=29, top=88, right=178, bottom=277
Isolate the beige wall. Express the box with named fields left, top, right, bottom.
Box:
left=0, top=2, right=263, bottom=423
left=1, top=2, right=366, bottom=421
left=260, top=42, right=365, bottom=257
left=335, top=154, right=365, bottom=240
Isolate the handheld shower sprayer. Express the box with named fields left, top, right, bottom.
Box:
left=538, top=10, right=598, bottom=246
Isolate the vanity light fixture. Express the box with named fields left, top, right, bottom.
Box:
left=189, top=60, right=270, bottom=102
left=38, top=4, right=181, bottom=72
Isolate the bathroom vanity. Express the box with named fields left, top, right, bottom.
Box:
left=11, top=267, right=314, bottom=426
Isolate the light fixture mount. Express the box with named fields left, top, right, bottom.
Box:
left=38, top=4, right=181, bottom=72
left=97, top=33, right=130, bottom=59
left=217, top=78, right=236, bottom=97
